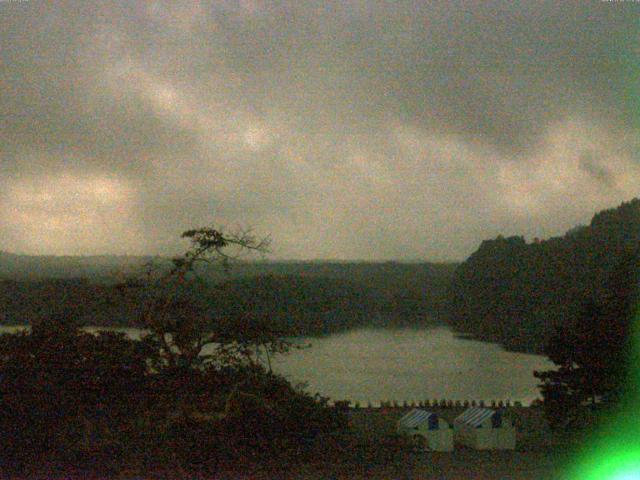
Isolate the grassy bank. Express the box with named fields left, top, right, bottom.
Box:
left=206, top=406, right=571, bottom=480
left=10, top=406, right=573, bottom=479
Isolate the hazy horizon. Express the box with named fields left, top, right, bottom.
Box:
left=0, top=195, right=635, bottom=263
left=2, top=1, right=638, bottom=260
left=0, top=248, right=460, bottom=264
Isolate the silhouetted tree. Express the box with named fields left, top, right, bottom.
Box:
left=534, top=249, right=638, bottom=431
left=123, top=227, right=273, bottom=371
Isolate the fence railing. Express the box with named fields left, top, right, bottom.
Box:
left=331, top=399, right=531, bottom=409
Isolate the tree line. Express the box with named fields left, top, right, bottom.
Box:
left=0, top=263, right=455, bottom=335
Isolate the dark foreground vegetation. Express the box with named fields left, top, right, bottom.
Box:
left=0, top=228, right=349, bottom=477
left=0, top=338, right=571, bottom=480
left=0, top=321, right=346, bottom=477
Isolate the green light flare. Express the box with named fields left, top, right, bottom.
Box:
left=564, top=306, right=640, bottom=480
left=611, top=471, right=640, bottom=480
left=569, top=445, right=640, bottom=480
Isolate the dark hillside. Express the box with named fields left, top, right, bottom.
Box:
left=449, top=198, right=640, bottom=352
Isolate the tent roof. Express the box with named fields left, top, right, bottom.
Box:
left=398, top=409, right=437, bottom=429
left=454, top=407, right=496, bottom=427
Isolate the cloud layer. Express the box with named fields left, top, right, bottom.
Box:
left=1, top=1, right=638, bottom=260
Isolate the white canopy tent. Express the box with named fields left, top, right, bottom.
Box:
left=453, top=407, right=516, bottom=450
left=397, top=409, right=453, bottom=452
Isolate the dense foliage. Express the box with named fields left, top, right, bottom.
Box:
left=449, top=198, right=640, bottom=353
left=0, top=262, right=456, bottom=335
left=0, top=322, right=148, bottom=471
left=0, top=324, right=344, bottom=475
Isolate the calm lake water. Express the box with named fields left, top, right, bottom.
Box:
left=0, top=325, right=553, bottom=406
left=272, top=326, right=553, bottom=406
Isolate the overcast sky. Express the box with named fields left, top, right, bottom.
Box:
left=1, top=1, right=638, bottom=260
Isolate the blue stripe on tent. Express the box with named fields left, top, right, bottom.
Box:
left=454, top=407, right=496, bottom=428
left=398, top=409, right=440, bottom=430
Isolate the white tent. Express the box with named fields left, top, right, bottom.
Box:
left=397, top=409, right=453, bottom=452
left=453, top=407, right=516, bottom=450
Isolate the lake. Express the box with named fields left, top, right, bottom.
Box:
left=0, top=325, right=553, bottom=406
left=271, top=326, right=553, bottom=406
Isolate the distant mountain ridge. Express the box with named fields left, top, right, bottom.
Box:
left=0, top=251, right=158, bottom=280
left=449, top=198, right=640, bottom=353
left=0, top=251, right=455, bottom=280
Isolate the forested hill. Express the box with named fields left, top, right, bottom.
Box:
left=0, top=252, right=154, bottom=280
left=449, top=198, right=640, bottom=353
left=0, top=260, right=457, bottom=334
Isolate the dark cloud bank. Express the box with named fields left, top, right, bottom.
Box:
left=1, top=0, right=638, bottom=260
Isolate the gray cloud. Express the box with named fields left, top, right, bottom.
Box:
left=1, top=0, right=638, bottom=260
left=579, top=152, right=615, bottom=188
